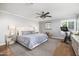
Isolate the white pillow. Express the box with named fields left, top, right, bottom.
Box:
left=17, top=31, right=35, bottom=36
left=22, top=31, right=34, bottom=35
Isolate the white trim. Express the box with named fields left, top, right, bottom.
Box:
left=0, top=43, right=6, bottom=46
left=51, top=37, right=64, bottom=40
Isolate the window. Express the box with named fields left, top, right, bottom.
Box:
left=68, top=21, right=74, bottom=30
left=61, top=19, right=76, bottom=32
left=45, top=22, right=52, bottom=30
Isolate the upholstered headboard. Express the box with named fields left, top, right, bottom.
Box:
left=17, top=27, right=35, bottom=32
left=16, top=26, right=35, bottom=35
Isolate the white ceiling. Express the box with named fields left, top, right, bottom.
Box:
left=0, top=3, right=79, bottom=21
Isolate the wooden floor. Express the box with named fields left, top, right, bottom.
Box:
left=0, top=45, right=13, bottom=56
left=53, top=41, right=76, bottom=56
left=0, top=39, right=76, bottom=56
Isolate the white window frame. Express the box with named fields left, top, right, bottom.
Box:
left=61, top=19, right=76, bottom=32
left=45, top=22, right=52, bottom=30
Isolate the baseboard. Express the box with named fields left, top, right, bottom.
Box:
left=50, top=36, right=64, bottom=40
left=0, top=43, right=6, bottom=46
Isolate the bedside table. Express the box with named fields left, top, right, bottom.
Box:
left=5, top=34, right=16, bottom=47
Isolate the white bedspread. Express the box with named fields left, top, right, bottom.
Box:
left=17, top=33, right=48, bottom=49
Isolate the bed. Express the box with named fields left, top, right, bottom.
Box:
left=16, top=31, right=48, bottom=49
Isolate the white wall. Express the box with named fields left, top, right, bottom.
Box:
left=0, top=12, right=39, bottom=44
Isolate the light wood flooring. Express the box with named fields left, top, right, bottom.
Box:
left=0, top=45, right=13, bottom=56
left=53, top=41, right=76, bottom=56
left=0, top=39, right=76, bottom=56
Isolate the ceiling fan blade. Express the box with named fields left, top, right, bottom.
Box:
left=43, top=12, right=50, bottom=16
left=46, top=12, right=50, bottom=14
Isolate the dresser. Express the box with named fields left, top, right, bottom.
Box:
left=71, top=35, right=79, bottom=55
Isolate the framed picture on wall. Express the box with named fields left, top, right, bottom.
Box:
left=45, top=22, right=52, bottom=30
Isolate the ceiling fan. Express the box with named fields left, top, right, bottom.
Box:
left=36, top=11, right=52, bottom=19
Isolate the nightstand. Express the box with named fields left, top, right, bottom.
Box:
left=5, top=34, right=16, bottom=46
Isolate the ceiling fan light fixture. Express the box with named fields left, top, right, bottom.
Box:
left=35, top=11, right=52, bottom=19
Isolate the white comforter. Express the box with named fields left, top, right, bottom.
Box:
left=17, top=33, right=48, bottom=49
